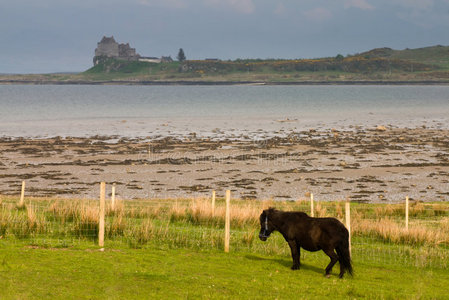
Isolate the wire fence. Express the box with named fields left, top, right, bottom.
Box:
left=1, top=181, right=448, bottom=269
left=350, top=202, right=449, bottom=269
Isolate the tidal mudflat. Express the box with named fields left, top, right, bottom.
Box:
left=1, top=126, right=448, bottom=203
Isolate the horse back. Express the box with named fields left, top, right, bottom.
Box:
left=279, top=212, right=348, bottom=249
left=314, top=217, right=349, bottom=238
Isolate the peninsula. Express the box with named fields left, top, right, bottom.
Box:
left=1, top=37, right=448, bottom=85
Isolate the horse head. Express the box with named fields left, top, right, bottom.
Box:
left=259, top=208, right=276, bottom=241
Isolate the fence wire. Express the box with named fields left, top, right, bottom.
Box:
left=350, top=203, right=449, bottom=269
left=1, top=193, right=448, bottom=269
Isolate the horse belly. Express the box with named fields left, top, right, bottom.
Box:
left=298, top=237, right=321, bottom=252
left=299, top=227, right=322, bottom=251
left=301, top=244, right=321, bottom=252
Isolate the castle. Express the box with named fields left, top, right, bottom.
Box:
left=93, top=36, right=172, bottom=65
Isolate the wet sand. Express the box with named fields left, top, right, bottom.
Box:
left=1, top=127, right=448, bottom=203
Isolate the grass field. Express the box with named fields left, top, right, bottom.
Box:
left=1, top=241, right=448, bottom=299
left=1, top=195, right=449, bottom=299
left=77, top=45, right=449, bottom=83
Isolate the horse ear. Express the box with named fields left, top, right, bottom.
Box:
left=266, top=207, right=276, bottom=215
left=262, top=207, right=276, bottom=217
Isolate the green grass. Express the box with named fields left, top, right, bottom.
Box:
left=1, top=240, right=448, bottom=299
left=1, top=45, right=448, bottom=84
left=1, top=196, right=449, bottom=298
left=81, top=57, right=443, bottom=82
left=77, top=45, right=449, bottom=83
left=390, top=45, right=449, bottom=69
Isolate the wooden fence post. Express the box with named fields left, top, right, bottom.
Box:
left=111, top=183, right=116, bottom=211
left=345, top=199, right=351, bottom=256
left=212, top=190, right=216, bottom=217
left=405, top=196, right=409, bottom=231
left=19, top=181, right=26, bottom=207
left=310, top=193, right=314, bottom=217
left=224, top=190, right=231, bottom=253
left=99, top=182, right=106, bottom=247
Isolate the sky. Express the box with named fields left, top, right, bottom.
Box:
left=1, top=0, right=448, bottom=74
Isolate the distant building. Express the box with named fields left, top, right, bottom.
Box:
left=161, top=56, right=174, bottom=63
left=138, top=57, right=161, bottom=63
left=93, top=36, right=171, bottom=65
left=94, top=36, right=139, bottom=64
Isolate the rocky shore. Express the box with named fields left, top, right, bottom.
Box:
left=1, top=127, right=448, bottom=202
left=1, top=79, right=449, bottom=86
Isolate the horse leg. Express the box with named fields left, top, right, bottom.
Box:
left=323, top=248, right=339, bottom=277
left=287, top=240, right=300, bottom=270
left=296, top=241, right=301, bottom=267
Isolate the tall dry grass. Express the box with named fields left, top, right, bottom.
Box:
left=352, top=217, right=449, bottom=246
left=47, top=199, right=99, bottom=238
left=0, top=196, right=448, bottom=249
left=0, top=203, right=47, bottom=238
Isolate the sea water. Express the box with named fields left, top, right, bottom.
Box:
left=1, top=85, right=448, bottom=138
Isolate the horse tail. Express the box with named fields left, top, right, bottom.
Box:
left=336, top=238, right=353, bottom=276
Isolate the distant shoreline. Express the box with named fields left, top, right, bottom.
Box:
left=1, top=79, right=449, bottom=86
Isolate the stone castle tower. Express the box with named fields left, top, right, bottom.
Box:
left=94, top=36, right=140, bottom=65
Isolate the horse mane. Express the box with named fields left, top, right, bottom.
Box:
left=264, top=207, right=279, bottom=216
left=266, top=208, right=309, bottom=219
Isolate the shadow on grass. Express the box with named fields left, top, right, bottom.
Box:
left=244, top=254, right=324, bottom=275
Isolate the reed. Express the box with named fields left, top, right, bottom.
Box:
left=0, top=203, right=47, bottom=238
left=129, top=219, right=154, bottom=247
left=352, top=217, right=449, bottom=246
left=106, top=214, right=125, bottom=237
left=48, top=199, right=81, bottom=222
left=107, top=199, right=124, bottom=217
left=72, top=202, right=99, bottom=239
left=314, top=202, right=328, bottom=217
left=0, top=196, right=448, bottom=250
left=441, top=217, right=449, bottom=231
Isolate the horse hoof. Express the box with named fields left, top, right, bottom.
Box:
left=291, top=265, right=300, bottom=270
left=325, top=274, right=331, bottom=279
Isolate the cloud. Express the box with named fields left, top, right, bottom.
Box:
left=203, top=0, right=255, bottom=14
left=274, top=3, right=286, bottom=16
left=391, top=0, right=434, bottom=11
left=303, top=7, right=332, bottom=22
left=344, top=0, right=375, bottom=10
left=389, top=0, right=449, bottom=28
left=138, top=0, right=187, bottom=9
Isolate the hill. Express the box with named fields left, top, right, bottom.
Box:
left=359, top=45, right=449, bottom=68
left=79, top=44, right=449, bottom=83
left=1, top=45, right=448, bottom=84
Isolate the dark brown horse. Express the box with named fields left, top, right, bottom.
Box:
left=259, top=208, right=353, bottom=278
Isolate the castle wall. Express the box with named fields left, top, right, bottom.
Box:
left=95, top=38, right=119, bottom=57
left=119, top=43, right=138, bottom=58
left=94, top=36, right=163, bottom=65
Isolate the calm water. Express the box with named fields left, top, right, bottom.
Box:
left=1, top=85, right=448, bottom=138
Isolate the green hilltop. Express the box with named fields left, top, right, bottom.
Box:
left=359, top=45, right=449, bottom=68
left=1, top=45, right=448, bottom=84
left=79, top=45, right=449, bottom=83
